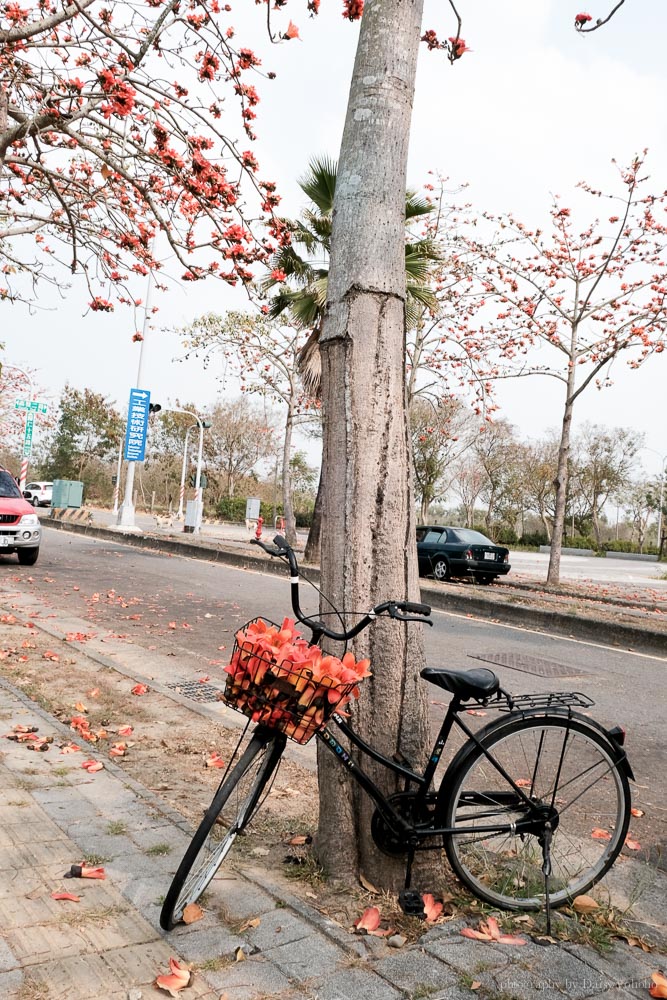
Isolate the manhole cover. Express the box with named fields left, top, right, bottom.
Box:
left=166, top=680, right=224, bottom=703
left=467, top=652, right=587, bottom=678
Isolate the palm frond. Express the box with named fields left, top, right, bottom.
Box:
left=299, top=155, right=338, bottom=215
left=405, top=189, right=435, bottom=221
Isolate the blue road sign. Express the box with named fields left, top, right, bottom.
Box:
left=123, top=388, right=151, bottom=462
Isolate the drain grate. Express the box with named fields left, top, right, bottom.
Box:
left=166, top=679, right=224, bottom=703
left=467, top=652, right=587, bottom=678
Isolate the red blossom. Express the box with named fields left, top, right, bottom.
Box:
left=89, top=296, right=114, bottom=312
left=342, top=0, right=364, bottom=19
left=284, top=20, right=300, bottom=39
left=575, top=12, right=592, bottom=27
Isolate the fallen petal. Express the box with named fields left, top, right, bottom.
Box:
left=649, top=972, right=667, bottom=999
left=51, top=892, right=80, bottom=902
left=591, top=828, right=611, bottom=840
left=573, top=895, right=599, bottom=914
left=354, top=905, right=381, bottom=933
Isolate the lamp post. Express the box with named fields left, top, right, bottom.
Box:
left=167, top=407, right=210, bottom=533
left=4, top=364, right=35, bottom=490
left=176, top=423, right=198, bottom=520
left=641, top=447, right=667, bottom=547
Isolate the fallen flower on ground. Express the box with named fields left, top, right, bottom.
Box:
left=155, top=956, right=193, bottom=996
left=51, top=892, right=80, bottom=902
left=649, top=972, right=667, bottom=998
left=81, top=760, right=104, bottom=773
left=461, top=916, right=527, bottom=945
left=64, top=863, right=106, bottom=879
left=131, top=683, right=149, bottom=696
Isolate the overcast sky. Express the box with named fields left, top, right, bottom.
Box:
left=4, top=0, right=666, bottom=476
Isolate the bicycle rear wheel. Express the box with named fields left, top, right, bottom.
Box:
left=441, top=714, right=631, bottom=910
left=160, top=729, right=286, bottom=930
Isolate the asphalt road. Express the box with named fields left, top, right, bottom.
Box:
left=1, top=528, right=665, bottom=862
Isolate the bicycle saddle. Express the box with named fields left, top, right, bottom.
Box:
left=420, top=666, right=499, bottom=700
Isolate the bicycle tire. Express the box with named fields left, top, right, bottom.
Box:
left=160, top=729, right=286, bottom=930
left=440, top=713, right=631, bottom=910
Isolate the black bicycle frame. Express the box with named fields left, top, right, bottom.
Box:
left=316, top=695, right=547, bottom=846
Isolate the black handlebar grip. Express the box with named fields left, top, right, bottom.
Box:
left=402, top=602, right=432, bottom=616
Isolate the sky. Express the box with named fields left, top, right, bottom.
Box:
left=4, top=0, right=667, bottom=478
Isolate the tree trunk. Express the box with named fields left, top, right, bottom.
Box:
left=303, top=465, right=323, bottom=565
left=540, top=507, right=552, bottom=542
left=591, top=507, right=602, bottom=547
left=547, top=393, right=575, bottom=585
left=316, top=0, right=429, bottom=889
left=282, top=402, right=297, bottom=547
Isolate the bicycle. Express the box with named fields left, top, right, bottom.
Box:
left=160, top=535, right=633, bottom=932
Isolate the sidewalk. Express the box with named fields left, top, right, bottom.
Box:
left=0, top=675, right=662, bottom=1000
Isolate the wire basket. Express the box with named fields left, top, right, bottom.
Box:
left=221, top=618, right=364, bottom=744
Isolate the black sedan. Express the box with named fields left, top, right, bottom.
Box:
left=416, top=526, right=511, bottom=584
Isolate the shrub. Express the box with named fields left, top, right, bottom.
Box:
left=519, top=531, right=549, bottom=547
left=603, top=539, right=659, bottom=555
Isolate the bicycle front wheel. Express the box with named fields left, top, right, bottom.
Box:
left=160, top=729, right=286, bottom=930
left=441, top=714, right=631, bottom=910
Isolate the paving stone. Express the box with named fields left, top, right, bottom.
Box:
left=114, top=874, right=167, bottom=915
left=204, top=955, right=295, bottom=999
left=0, top=969, right=23, bottom=998
left=6, top=921, right=91, bottom=965
left=4, top=817, right=72, bottom=843
left=312, top=966, right=403, bottom=1000
left=489, top=945, right=616, bottom=1000
left=246, top=908, right=313, bottom=951
left=79, top=908, right=158, bottom=951
left=423, top=933, right=514, bottom=973
left=0, top=839, right=75, bottom=870
left=563, top=941, right=656, bottom=989
left=205, top=876, right=278, bottom=921
left=171, top=923, right=245, bottom=963
left=262, top=933, right=344, bottom=984
left=373, top=947, right=460, bottom=992
left=0, top=935, right=18, bottom=974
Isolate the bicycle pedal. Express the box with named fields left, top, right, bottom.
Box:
left=398, top=890, right=426, bottom=919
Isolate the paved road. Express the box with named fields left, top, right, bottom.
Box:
left=86, top=507, right=667, bottom=590
left=2, top=528, right=665, bottom=863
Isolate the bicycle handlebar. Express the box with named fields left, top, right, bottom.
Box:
left=251, top=534, right=432, bottom=642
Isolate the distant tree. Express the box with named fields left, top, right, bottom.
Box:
left=518, top=438, right=558, bottom=542
left=618, top=479, right=660, bottom=549
left=42, top=385, right=122, bottom=482
left=204, top=398, right=277, bottom=501
left=181, top=311, right=315, bottom=546
left=450, top=455, right=487, bottom=529
left=570, top=424, right=642, bottom=547
left=473, top=420, right=518, bottom=535
left=448, top=153, right=667, bottom=583
left=411, top=397, right=475, bottom=522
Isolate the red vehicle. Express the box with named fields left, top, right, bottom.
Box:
left=0, top=468, right=42, bottom=565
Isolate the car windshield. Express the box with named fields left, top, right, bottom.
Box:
left=451, top=529, right=495, bottom=546
left=0, top=472, right=22, bottom=499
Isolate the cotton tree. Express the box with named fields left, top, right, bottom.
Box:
left=569, top=424, right=642, bottom=546
left=0, top=0, right=288, bottom=314
left=181, top=310, right=315, bottom=546
left=411, top=396, right=476, bottom=522
left=447, top=152, right=667, bottom=583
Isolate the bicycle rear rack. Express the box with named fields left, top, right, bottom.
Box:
left=492, top=691, right=595, bottom=713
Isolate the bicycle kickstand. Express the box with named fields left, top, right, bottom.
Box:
left=541, top=821, right=553, bottom=937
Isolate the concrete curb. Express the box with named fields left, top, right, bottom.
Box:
left=42, top=518, right=667, bottom=657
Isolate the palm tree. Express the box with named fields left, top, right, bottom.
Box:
left=262, top=155, right=440, bottom=394
left=262, top=156, right=440, bottom=561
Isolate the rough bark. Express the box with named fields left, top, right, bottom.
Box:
left=303, top=465, right=323, bottom=565
left=315, top=0, right=429, bottom=888
left=548, top=394, right=575, bottom=585
left=282, top=402, right=298, bottom=547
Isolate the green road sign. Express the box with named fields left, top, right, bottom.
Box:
left=15, top=398, right=48, bottom=414
left=23, top=413, right=34, bottom=458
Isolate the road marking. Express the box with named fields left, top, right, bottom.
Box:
left=430, top=607, right=667, bottom=663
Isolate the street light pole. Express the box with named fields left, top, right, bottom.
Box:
left=4, top=364, right=35, bottom=490
left=167, top=406, right=209, bottom=533
left=176, top=424, right=197, bottom=520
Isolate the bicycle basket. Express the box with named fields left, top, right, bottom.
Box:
left=221, top=617, right=370, bottom=744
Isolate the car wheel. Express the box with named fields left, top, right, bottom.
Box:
left=30, top=497, right=38, bottom=506
left=432, top=558, right=451, bottom=582
left=17, top=547, right=39, bottom=566
left=474, top=575, right=495, bottom=585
